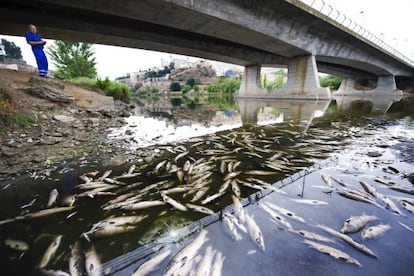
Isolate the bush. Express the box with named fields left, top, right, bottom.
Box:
left=320, top=75, right=342, bottom=90
left=12, top=111, right=36, bottom=127
left=69, top=77, right=97, bottom=88
left=170, top=82, right=181, bottom=92
left=181, top=84, right=191, bottom=93
left=186, top=78, right=198, bottom=88
left=206, top=77, right=240, bottom=94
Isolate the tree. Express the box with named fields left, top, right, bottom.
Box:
left=48, top=41, right=97, bottom=79
left=320, top=75, right=342, bottom=90
left=170, top=82, right=181, bottom=91
left=186, top=77, right=198, bottom=88
left=169, top=62, right=175, bottom=70
left=1, top=39, right=22, bottom=59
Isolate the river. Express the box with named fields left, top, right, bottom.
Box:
left=0, top=93, right=413, bottom=275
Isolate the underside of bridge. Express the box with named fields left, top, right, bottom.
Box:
left=0, top=0, right=413, bottom=99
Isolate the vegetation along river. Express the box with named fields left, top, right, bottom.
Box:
left=0, top=94, right=413, bottom=275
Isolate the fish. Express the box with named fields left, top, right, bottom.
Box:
left=261, top=204, right=292, bottom=229
left=218, top=180, right=231, bottom=194
left=85, top=215, right=148, bottom=239
left=190, top=188, right=209, bottom=203
left=39, top=269, right=70, bottom=276
left=245, top=213, right=265, bottom=251
left=115, top=173, right=140, bottom=180
left=264, top=202, right=306, bottom=223
left=86, top=171, right=99, bottom=177
left=320, top=173, right=333, bottom=187
left=222, top=213, right=242, bottom=241
left=39, top=235, right=63, bottom=268
left=341, top=215, right=378, bottom=234
left=389, top=185, right=414, bottom=195
left=231, top=195, right=245, bottom=223
left=174, top=151, right=189, bottom=162
left=240, top=182, right=265, bottom=191
left=200, top=192, right=225, bottom=205
left=171, top=255, right=202, bottom=276
left=359, top=180, right=377, bottom=197
left=20, top=198, right=37, bottom=209
left=336, top=190, right=384, bottom=209
left=317, top=225, right=377, bottom=258
left=47, top=189, right=59, bottom=207
left=183, top=160, right=192, bottom=172
left=195, top=246, right=216, bottom=276
left=155, top=160, right=167, bottom=173
left=103, top=178, right=126, bottom=185
left=290, top=199, right=328, bottom=205
left=79, top=175, right=91, bottom=183
left=99, top=170, right=112, bottom=180
left=176, top=170, right=185, bottom=184
left=210, top=251, right=225, bottom=276
left=400, top=200, right=414, bottom=213
left=223, top=172, right=242, bottom=181
left=304, top=240, right=362, bottom=267
left=244, top=170, right=278, bottom=176
left=376, top=193, right=404, bottom=215
left=69, top=241, right=84, bottom=276
left=287, top=229, right=335, bottom=243
left=128, top=164, right=136, bottom=174
left=85, top=246, right=101, bottom=276
left=230, top=180, right=241, bottom=197
left=60, top=195, right=76, bottom=207
left=4, top=238, right=29, bottom=251
left=165, top=230, right=208, bottom=275
left=132, top=249, right=171, bottom=276
left=120, top=200, right=166, bottom=211
left=185, top=203, right=214, bottom=215
left=361, top=224, right=391, bottom=239
left=161, top=193, right=188, bottom=212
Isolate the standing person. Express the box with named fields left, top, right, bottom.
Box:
left=25, top=24, right=48, bottom=77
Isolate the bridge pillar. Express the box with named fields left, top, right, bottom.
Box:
left=276, top=56, right=331, bottom=100
left=335, top=76, right=403, bottom=96
left=237, top=65, right=268, bottom=97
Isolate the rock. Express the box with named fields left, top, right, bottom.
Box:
left=367, top=151, right=382, bottom=157
left=27, top=137, right=33, bottom=143
left=23, top=77, right=74, bottom=104
left=54, top=115, right=76, bottom=123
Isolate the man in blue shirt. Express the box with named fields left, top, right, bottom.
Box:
left=25, top=24, right=48, bottom=77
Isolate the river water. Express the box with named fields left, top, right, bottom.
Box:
left=0, top=93, right=413, bottom=275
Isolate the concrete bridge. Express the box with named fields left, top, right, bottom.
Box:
left=1, top=0, right=413, bottom=99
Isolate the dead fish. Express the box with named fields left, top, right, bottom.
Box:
left=103, top=178, right=126, bottom=185
left=245, top=212, right=265, bottom=251
left=85, top=246, right=101, bottom=276
left=336, top=190, right=384, bottom=209
left=377, top=193, right=404, bottom=215
left=320, top=173, right=333, bottom=187
left=362, top=224, right=391, bottom=239
left=128, top=164, right=136, bottom=174
left=39, top=269, right=70, bottom=276
left=155, top=160, right=167, bottom=173
left=79, top=175, right=91, bottom=183
left=231, top=195, right=245, bottom=223
left=210, top=251, right=225, bottom=276
left=120, top=200, right=166, bottom=211
left=200, top=192, right=225, bottom=205
left=174, top=151, right=189, bottom=162
left=400, top=200, right=414, bottom=213
left=165, top=230, right=208, bottom=275
left=231, top=180, right=241, bottom=197
left=318, top=225, right=377, bottom=258
left=4, top=238, right=29, bottom=251
left=176, top=170, right=185, bottom=184
left=190, top=188, right=209, bottom=203
left=195, top=246, right=216, bottom=276
left=60, top=195, right=76, bottom=207
left=240, top=182, right=265, bottom=191
left=69, top=241, right=84, bottom=276
left=389, top=185, right=414, bottom=195
left=86, top=171, right=99, bottom=177
left=47, top=189, right=59, bottom=207
left=287, top=229, right=335, bottom=243
left=20, top=198, right=37, bottom=209
left=39, top=235, right=63, bottom=268
left=341, top=215, right=378, bottom=234
left=99, top=170, right=112, bottom=180
left=359, top=180, right=377, bottom=197
left=222, top=213, right=242, bottom=241
left=264, top=202, right=306, bottom=223
left=330, top=176, right=347, bottom=187
left=304, top=240, right=362, bottom=267
left=85, top=215, right=148, bottom=239
left=186, top=203, right=214, bottom=215
left=290, top=199, right=328, bottom=205
left=244, top=170, right=278, bottom=176
left=132, top=249, right=171, bottom=276
left=161, top=193, right=187, bottom=212
left=115, top=172, right=141, bottom=180
left=223, top=172, right=242, bottom=181
left=261, top=204, right=292, bottom=229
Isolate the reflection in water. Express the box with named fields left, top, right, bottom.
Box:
left=0, top=93, right=413, bottom=275
left=334, top=94, right=403, bottom=115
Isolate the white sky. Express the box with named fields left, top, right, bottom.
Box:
left=1, top=0, right=413, bottom=79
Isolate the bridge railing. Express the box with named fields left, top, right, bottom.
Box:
left=298, top=0, right=414, bottom=68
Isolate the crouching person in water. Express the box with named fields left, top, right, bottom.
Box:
left=25, top=24, right=48, bottom=77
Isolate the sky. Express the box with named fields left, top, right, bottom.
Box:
left=1, top=0, right=413, bottom=79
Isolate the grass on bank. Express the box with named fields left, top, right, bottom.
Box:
left=0, top=89, right=36, bottom=132
left=69, top=77, right=131, bottom=103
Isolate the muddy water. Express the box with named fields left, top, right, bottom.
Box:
left=0, top=95, right=413, bottom=275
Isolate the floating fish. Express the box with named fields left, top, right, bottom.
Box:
left=318, top=224, right=377, bottom=258
left=362, top=224, right=391, bottom=239
left=174, top=151, right=189, bottom=162
left=84, top=215, right=148, bottom=239
left=161, top=193, right=187, bottom=212
left=400, top=200, right=414, bottom=213
left=245, top=212, right=265, bottom=251
left=201, top=192, right=225, bottom=205
left=223, top=172, right=241, bottom=181
left=320, top=173, right=333, bottom=187
left=287, top=229, right=335, bottom=243
left=389, top=185, right=414, bottom=195
left=4, top=238, right=29, bottom=251
left=69, top=241, right=84, bottom=276
left=165, top=230, right=208, bottom=275
left=39, top=235, right=63, bottom=268
left=244, top=170, right=278, bottom=176
left=290, top=199, right=328, bottom=205
left=85, top=246, right=101, bottom=276
left=120, top=200, right=166, bottom=211
left=210, top=251, right=225, bottom=276
left=304, top=240, right=362, bottom=267
left=231, top=195, right=245, bottom=223
left=222, top=213, right=242, bottom=241
left=341, top=215, right=378, bottom=234
left=358, top=180, right=377, bottom=197
left=376, top=193, right=404, bottom=215
left=195, top=246, right=216, bottom=276
left=264, top=202, right=306, bottom=223
left=261, top=204, right=292, bottom=229
left=186, top=203, right=214, bottom=215
left=231, top=180, right=241, bottom=197
left=132, top=249, right=171, bottom=276
left=47, top=189, right=59, bottom=207
left=38, top=269, right=70, bottom=276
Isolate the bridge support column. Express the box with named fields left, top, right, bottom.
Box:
left=237, top=65, right=268, bottom=97
left=335, top=76, right=402, bottom=96
left=276, top=56, right=330, bottom=100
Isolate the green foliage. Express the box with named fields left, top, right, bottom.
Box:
left=186, top=78, right=197, bottom=88
left=48, top=41, right=97, bottom=79
left=0, top=89, right=35, bottom=129
left=170, top=82, right=181, bottom=92
left=193, top=85, right=199, bottom=92
left=1, top=39, right=22, bottom=59
left=12, top=111, right=36, bottom=127
left=266, top=70, right=286, bottom=89
left=206, top=77, right=241, bottom=94
left=68, top=77, right=131, bottom=103
left=181, top=84, right=191, bottom=93
left=320, top=75, right=342, bottom=90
